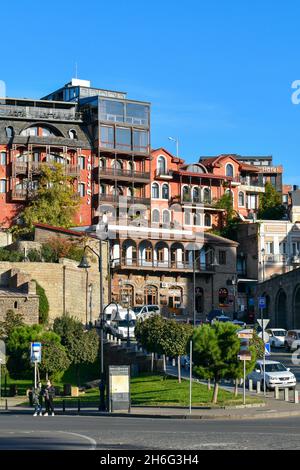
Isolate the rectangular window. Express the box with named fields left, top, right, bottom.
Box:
left=100, top=125, right=114, bottom=148
left=116, top=127, right=131, bottom=151
left=219, top=250, right=227, bottom=265
left=133, top=130, right=149, bottom=153
left=99, top=99, right=124, bottom=122
left=266, top=242, right=274, bottom=255
left=126, top=103, right=149, bottom=126
left=79, top=183, right=85, bottom=197
left=0, top=179, right=6, bottom=193
left=78, top=156, right=85, bottom=170
left=0, top=152, right=6, bottom=165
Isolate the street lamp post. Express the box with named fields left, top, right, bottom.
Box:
left=231, top=275, right=238, bottom=320
left=168, top=136, right=179, bottom=158
left=261, top=248, right=265, bottom=282
left=78, top=216, right=108, bottom=411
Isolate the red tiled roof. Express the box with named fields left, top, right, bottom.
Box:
left=34, top=223, right=96, bottom=238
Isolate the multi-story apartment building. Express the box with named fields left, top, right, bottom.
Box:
left=0, top=95, right=93, bottom=227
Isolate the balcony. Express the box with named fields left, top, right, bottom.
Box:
left=113, top=257, right=216, bottom=273
left=263, top=254, right=289, bottom=264
left=99, top=167, right=150, bottom=183
left=239, top=177, right=265, bottom=193
left=0, top=105, right=82, bottom=122
left=99, top=194, right=150, bottom=206
left=12, top=161, right=81, bottom=178
left=155, top=169, right=173, bottom=180
left=171, top=195, right=213, bottom=206
left=11, top=188, right=27, bottom=201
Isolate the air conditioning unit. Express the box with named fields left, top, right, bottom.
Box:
left=161, top=282, right=168, bottom=288
left=292, top=256, right=300, bottom=264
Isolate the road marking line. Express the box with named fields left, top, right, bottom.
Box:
left=58, top=431, right=97, bottom=450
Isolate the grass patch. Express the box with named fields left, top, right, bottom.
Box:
left=130, top=373, right=262, bottom=407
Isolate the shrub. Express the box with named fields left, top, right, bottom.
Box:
left=34, top=281, right=49, bottom=325
left=0, top=248, right=25, bottom=262
left=27, top=249, right=42, bottom=262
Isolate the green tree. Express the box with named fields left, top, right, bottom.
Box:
left=39, top=338, right=71, bottom=381
left=6, top=324, right=61, bottom=379
left=11, top=163, right=80, bottom=236
left=135, top=316, right=166, bottom=371
left=159, top=320, right=193, bottom=383
left=192, top=322, right=245, bottom=403
left=0, top=310, right=25, bottom=338
left=211, top=192, right=239, bottom=240
left=53, top=315, right=99, bottom=384
left=258, top=182, right=286, bottom=220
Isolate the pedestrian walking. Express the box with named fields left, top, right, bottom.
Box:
left=32, top=382, right=43, bottom=416
left=43, top=380, right=55, bottom=416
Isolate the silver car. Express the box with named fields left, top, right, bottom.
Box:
left=247, top=360, right=296, bottom=391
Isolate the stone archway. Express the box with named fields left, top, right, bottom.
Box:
left=293, top=285, right=300, bottom=329
left=275, top=289, right=287, bottom=329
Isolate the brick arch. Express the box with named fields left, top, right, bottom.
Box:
left=275, top=288, right=288, bottom=329
left=293, top=284, right=300, bottom=329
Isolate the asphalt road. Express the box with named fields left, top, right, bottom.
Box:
left=2, top=413, right=300, bottom=450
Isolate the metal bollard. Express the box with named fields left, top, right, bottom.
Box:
left=284, top=388, right=289, bottom=402
left=118, top=338, right=121, bottom=346
left=274, top=386, right=280, bottom=400
left=172, top=358, right=176, bottom=367
left=249, top=379, right=253, bottom=392
left=294, top=390, right=299, bottom=404
left=77, top=399, right=81, bottom=413
left=5, top=399, right=8, bottom=411
left=62, top=400, right=65, bottom=413
left=256, top=381, right=261, bottom=394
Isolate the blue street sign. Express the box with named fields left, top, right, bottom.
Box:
left=30, top=342, right=42, bottom=363
left=265, top=343, right=271, bottom=356
left=259, top=297, right=266, bottom=309
left=249, top=298, right=254, bottom=306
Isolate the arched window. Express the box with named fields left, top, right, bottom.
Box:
left=204, top=213, right=211, bottom=227
left=128, top=161, right=134, bottom=172
left=99, top=159, right=105, bottom=169
left=152, top=183, right=159, bottom=199
left=163, top=210, right=170, bottom=224
left=152, top=209, right=160, bottom=223
left=78, top=183, right=85, bottom=197
left=100, top=184, right=106, bottom=195
left=5, top=126, right=14, bottom=138
left=78, top=156, right=85, bottom=170
left=238, top=191, right=245, bottom=207
left=193, top=212, right=201, bottom=226
left=157, top=156, right=166, bottom=174
left=68, top=129, right=77, bottom=139
left=112, top=160, right=123, bottom=170
left=203, top=188, right=211, bottom=203
left=193, top=187, right=200, bottom=202
left=162, top=184, right=169, bottom=200
left=182, top=185, right=190, bottom=201
left=226, top=163, right=234, bottom=177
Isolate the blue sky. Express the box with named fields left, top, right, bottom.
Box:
left=1, top=0, right=300, bottom=184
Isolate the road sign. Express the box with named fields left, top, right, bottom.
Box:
left=258, top=331, right=270, bottom=344
left=265, top=343, right=271, bottom=356
left=258, top=297, right=266, bottom=309
left=257, top=319, right=270, bottom=330
left=30, top=342, right=42, bottom=363
left=237, top=329, right=254, bottom=339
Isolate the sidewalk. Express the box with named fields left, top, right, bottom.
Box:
left=2, top=397, right=300, bottom=421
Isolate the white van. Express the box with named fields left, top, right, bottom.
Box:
left=104, top=304, right=136, bottom=339
left=132, top=305, right=160, bottom=321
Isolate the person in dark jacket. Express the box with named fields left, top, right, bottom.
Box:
left=32, top=382, right=43, bottom=416
left=43, top=380, right=55, bottom=416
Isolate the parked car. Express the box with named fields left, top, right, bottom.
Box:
left=232, top=319, right=247, bottom=328
left=132, top=305, right=160, bottom=321
left=211, top=315, right=231, bottom=324
left=266, top=329, right=287, bottom=348
left=285, top=330, right=300, bottom=351
left=247, top=360, right=296, bottom=391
